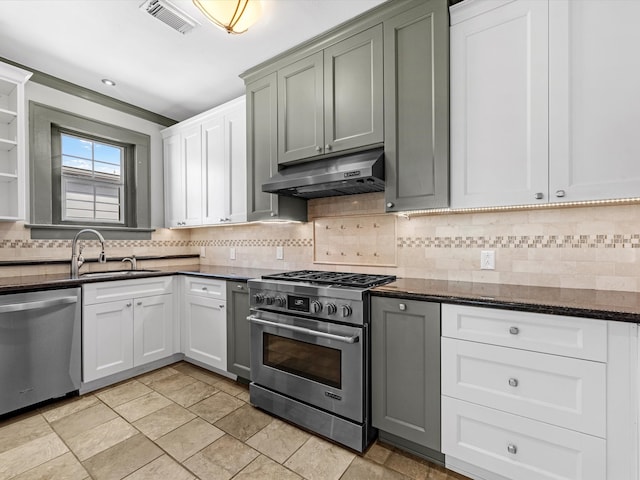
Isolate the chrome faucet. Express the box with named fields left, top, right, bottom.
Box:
left=71, top=229, right=106, bottom=278
left=122, top=255, right=137, bottom=271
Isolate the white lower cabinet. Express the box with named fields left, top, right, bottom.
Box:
left=83, top=277, right=175, bottom=383
left=442, top=304, right=638, bottom=480
left=182, top=278, right=227, bottom=372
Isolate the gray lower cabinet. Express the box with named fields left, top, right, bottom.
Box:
left=246, top=73, right=306, bottom=221
left=371, top=296, right=443, bottom=463
left=383, top=0, right=449, bottom=212
left=226, top=281, right=251, bottom=380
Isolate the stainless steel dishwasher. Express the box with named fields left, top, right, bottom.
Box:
left=0, top=287, right=81, bottom=416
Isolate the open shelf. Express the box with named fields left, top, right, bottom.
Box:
left=0, top=138, right=17, bottom=151
left=0, top=108, right=17, bottom=124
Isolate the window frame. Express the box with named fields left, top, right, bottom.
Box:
left=29, top=101, right=152, bottom=240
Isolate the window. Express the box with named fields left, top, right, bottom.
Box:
left=60, top=132, right=125, bottom=224
left=29, top=102, right=152, bottom=239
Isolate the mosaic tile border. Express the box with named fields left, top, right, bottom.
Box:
left=0, top=239, right=192, bottom=249
left=192, top=239, right=314, bottom=247
left=398, top=234, right=640, bottom=249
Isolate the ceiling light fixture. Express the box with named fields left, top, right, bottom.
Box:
left=192, top=0, right=262, bottom=34
left=101, top=78, right=116, bottom=86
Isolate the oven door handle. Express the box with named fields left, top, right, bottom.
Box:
left=247, top=316, right=360, bottom=344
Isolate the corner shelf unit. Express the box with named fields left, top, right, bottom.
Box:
left=0, top=62, right=32, bottom=221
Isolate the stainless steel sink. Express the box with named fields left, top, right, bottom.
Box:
left=80, top=269, right=159, bottom=278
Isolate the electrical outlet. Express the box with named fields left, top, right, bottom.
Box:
left=276, top=246, right=284, bottom=260
left=200, top=246, right=206, bottom=258
left=481, top=250, right=495, bottom=270
left=229, top=247, right=236, bottom=260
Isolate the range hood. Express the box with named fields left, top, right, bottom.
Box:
left=262, top=148, right=385, bottom=199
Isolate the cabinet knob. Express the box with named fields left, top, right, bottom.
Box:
left=126, top=302, right=132, bottom=307
left=270, top=212, right=276, bottom=217
left=508, top=377, right=519, bottom=387
left=325, top=144, right=332, bottom=151
left=398, top=303, right=406, bottom=311
left=555, top=189, right=566, bottom=198
left=509, top=326, right=519, bottom=335
left=202, top=287, right=208, bottom=291
left=237, top=284, right=244, bottom=289
left=534, top=192, right=544, bottom=200
left=219, top=304, right=225, bottom=309
left=507, top=444, right=518, bottom=455
left=386, top=202, right=394, bottom=208
left=315, top=146, right=322, bottom=153
left=137, top=301, right=142, bottom=306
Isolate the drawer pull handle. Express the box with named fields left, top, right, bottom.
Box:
left=202, top=287, right=208, bottom=291
left=508, top=378, right=519, bottom=387
left=507, top=444, right=518, bottom=455
left=509, top=326, right=519, bottom=335
left=399, top=303, right=406, bottom=311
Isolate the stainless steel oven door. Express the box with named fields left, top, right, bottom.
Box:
left=248, top=308, right=363, bottom=422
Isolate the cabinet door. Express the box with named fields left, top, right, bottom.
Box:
left=83, top=299, right=134, bottom=382
left=225, top=102, right=247, bottom=223
left=324, top=25, right=383, bottom=155
left=277, top=52, right=324, bottom=164
left=163, top=133, right=184, bottom=228
left=549, top=0, right=640, bottom=202
left=450, top=0, right=549, bottom=208
left=371, top=297, right=441, bottom=451
left=384, top=0, right=449, bottom=212
left=201, top=112, right=227, bottom=225
left=133, top=294, right=174, bottom=367
left=226, top=281, right=250, bottom=380
left=183, top=294, right=227, bottom=371
left=181, top=124, right=203, bottom=226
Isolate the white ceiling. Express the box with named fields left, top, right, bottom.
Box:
left=0, top=0, right=387, bottom=122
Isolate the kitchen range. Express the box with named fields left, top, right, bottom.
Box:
left=247, top=269, right=395, bottom=452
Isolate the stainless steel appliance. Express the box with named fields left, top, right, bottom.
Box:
left=248, top=270, right=395, bottom=452
left=0, top=288, right=81, bottom=416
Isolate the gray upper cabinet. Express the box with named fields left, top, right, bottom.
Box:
left=278, top=25, right=384, bottom=165
left=383, top=0, right=449, bottom=212
left=246, top=73, right=306, bottom=221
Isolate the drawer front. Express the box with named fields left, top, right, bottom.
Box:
left=441, top=338, right=606, bottom=437
left=442, top=304, right=607, bottom=361
left=442, top=397, right=606, bottom=480
left=83, top=276, right=174, bottom=305
left=184, top=276, right=226, bottom=300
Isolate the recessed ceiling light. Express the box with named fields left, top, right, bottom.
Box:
left=101, top=78, right=116, bottom=86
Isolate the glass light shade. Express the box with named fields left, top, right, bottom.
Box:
left=193, top=0, right=262, bottom=34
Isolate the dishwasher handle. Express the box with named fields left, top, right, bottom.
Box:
left=0, top=296, right=78, bottom=314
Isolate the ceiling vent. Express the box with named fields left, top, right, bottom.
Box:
left=140, top=0, right=199, bottom=34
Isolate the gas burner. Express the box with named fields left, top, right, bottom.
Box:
left=262, top=270, right=396, bottom=289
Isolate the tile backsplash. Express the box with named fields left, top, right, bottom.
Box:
left=3, top=192, right=640, bottom=292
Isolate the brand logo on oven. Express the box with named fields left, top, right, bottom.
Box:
left=344, top=170, right=360, bottom=178
left=325, top=391, right=342, bottom=401
left=294, top=299, right=305, bottom=306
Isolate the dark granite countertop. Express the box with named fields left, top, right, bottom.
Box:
left=0, top=265, right=283, bottom=295
left=372, top=278, right=640, bottom=323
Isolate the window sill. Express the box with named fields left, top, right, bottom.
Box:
left=26, top=224, right=155, bottom=240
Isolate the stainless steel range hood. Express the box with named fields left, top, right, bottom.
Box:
left=262, top=148, right=385, bottom=199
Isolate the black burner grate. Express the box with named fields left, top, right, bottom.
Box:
left=262, top=270, right=396, bottom=288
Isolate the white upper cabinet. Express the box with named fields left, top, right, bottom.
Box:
left=162, top=96, right=246, bottom=228
left=451, top=0, right=640, bottom=208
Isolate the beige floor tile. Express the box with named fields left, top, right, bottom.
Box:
left=211, top=378, right=247, bottom=397
left=183, top=434, right=259, bottom=480
left=364, top=441, right=393, bottom=464
left=66, top=417, right=138, bottom=461
left=11, top=451, right=88, bottom=480
left=174, top=364, right=226, bottom=386
left=0, top=414, right=52, bottom=454
left=235, top=389, right=250, bottom=402
left=234, top=455, right=302, bottom=480
left=341, top=456, right=410, bottom=480
left=245, top=418, right=310, bottom=463
left=162, top=380, right=217, bottom=407
left=40, top=395, right=100, bottom=423
left=136, top=367, right=180, bottom=386
left=284, top=436, right=355, bottom=480
left=123, top=454, right=195, bottom=480
left=114, top=392, right=172, bottom=423
left=96, top=380, right=153, bottom=408
left=155, top=418, right=224, bottom=462
left=385, top=451, right=431, bottom=480
left=0, top=432, right=68, bottom=479
left=145, top=373, right=198, bottom=395
left=133, top=403, right=196, bottom=441
left=83, top=434, right=163, bottom=480
left=51, top=403, right=117, bottom=441
left=189, top=391, right=244, bottom=424
left=214, top=404, right=273, bottom=441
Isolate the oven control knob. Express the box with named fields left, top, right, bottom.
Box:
left=341, top=305, right=352, bottom=317
left=326, top=303, right=337, bottom=315
left=274, top=296, right=286, bottom=307
left=265, top=295, right=274, bottom=305
left=311, top=300, right=323, bottom=313
left=253, top=293, right=265, bottom=304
